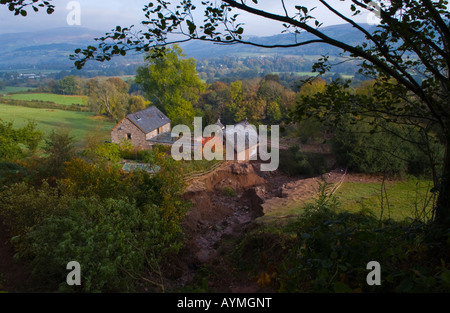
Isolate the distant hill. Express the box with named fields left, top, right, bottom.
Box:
left=0, top=23, right=376, bottom=71
left=0, top=27, right=142, bottom=70
left=181, top=23, right=376, bottom=59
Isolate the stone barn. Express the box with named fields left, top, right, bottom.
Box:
left=111, top=106, right=171, bottom=149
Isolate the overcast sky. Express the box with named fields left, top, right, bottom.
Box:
left=0, top=0, right=375, bottom=35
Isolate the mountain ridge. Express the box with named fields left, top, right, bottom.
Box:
left=0, top=23, right=377, bottom=70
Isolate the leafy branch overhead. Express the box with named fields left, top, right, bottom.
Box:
left=65, top=1, right=448, bottom=115
left=0, top=0, right=55, bottom=16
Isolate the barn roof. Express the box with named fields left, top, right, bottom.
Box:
left=127, top=106, right=170, bottom=134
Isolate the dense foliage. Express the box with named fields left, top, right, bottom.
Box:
left=279, top=145, right=328, bottom=177
left=233, top=182, right=450, bottom=293
left=331, top=119, right=444, bottom=176
left=0, top=119, right=42, bottom=161
left=0, top=128, right=188, bottom=292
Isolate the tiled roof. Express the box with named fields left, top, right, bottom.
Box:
left=127, top=106, right=170, bottom=134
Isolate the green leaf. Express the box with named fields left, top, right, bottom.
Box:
left=186, top=20, right=196, bottom=34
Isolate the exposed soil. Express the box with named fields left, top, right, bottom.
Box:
left=171, top=161, right=301, bottom=292
left=171, top=160, right=387, bottom=292
left=0, top=155, right=386, bottom=293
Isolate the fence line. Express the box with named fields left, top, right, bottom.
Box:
left=184, top=160, right=225, bottom=182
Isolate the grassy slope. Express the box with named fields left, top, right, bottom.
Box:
left=1, top=86, right=37, bottom=94
left=6, top=93, right=87, bottom=106
left=335, top=178, right=435, bottom=222
left=260, top=177, right=435, bottom=224
left=0, top=103, right=114, bottom=146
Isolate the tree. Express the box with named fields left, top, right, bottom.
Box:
left=56, top=75, right=78, bottom=95
left=8, top=1, right=450, bottom=227
left=128, top=95, right=151, bottom=113
left=43, top=129, right=75, bottom=177
left=258, top=74, right=296, bottom=123
left=135, top=45, right=205, bottom=126
left=196, top=81, right=230, bottom=125
left=1, top=0, right=54, bottom=16
left=0, top=119, right=42, bottom=161
left=87, top=77, right=130, bottom=120
left=298, top=76, right=327, bottom=97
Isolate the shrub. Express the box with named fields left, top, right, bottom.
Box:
left=0, top=181, right=73, bottom=239
left=1, top=148, right=188, bottom=292
left=0, top=119, right=43, bottom=161
left=0, top=162, right=27, bottom=186
left=222, top=186, right=237, bottom=197
left=17, top=197, right=183, bottom=292
left=331, top=120, right=444, bottom=176
left=279, top=145, right=327, bottom=177
left=62, top=158, right=124, bottom=199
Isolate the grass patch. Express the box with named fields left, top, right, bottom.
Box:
left=221, top=186, right=237, bottom=197
left=259, top=177, right=435, bottom=226
left=6, top=93, right=87, bottom=106
left=334, top=178, right=435, bottom=222
left=0, top=103, right=114, bottom=147
left=1, top=86, right=36, bottom=94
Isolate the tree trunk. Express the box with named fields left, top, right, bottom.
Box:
left=435, top=141, right=450, bottom=229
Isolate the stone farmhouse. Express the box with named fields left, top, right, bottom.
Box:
left=111, top=107, right=259, bottom=162
left=110, top=106, right=171, bottom=149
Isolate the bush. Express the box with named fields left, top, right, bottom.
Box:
left=331, top=120, right=444, bottom=176
left=279, top=145, right=327, bottom=177
left=62, top=158, right=124, bottom=199
left=222, top=186, right=237, bottom=197
left=0, top=119, right=43, bottom=161
left=0, top=181, right=73, bottom=239
left=1, top=148, right=188, bottom=292
left=17, top=197, right=183, bottom=292
left=0, top=162, right=27, bottom=186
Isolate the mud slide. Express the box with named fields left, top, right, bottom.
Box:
left=183, top=162, right=267, bottom=262
left=174, top=162, right=352, bottom=291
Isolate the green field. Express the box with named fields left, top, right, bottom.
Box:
left=0, top=103, right=114, bottom=146
left=6, top=93, right=87, bottom=106
left=1, top=86, right=37, bottom=94
left=261, top=177, right=435, bottom=224
left=335, top=178, right=435, bottom=222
